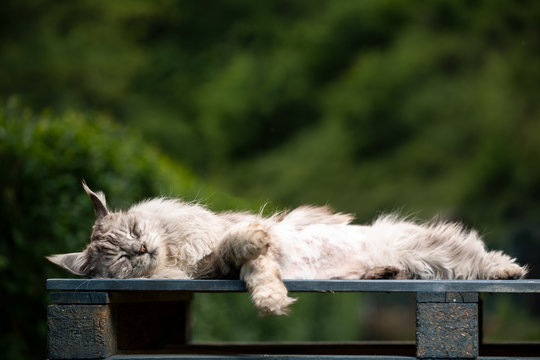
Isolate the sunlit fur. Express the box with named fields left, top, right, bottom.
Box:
left=48, top=184, right=527, bottom=315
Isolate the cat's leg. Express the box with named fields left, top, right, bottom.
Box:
left=482, top=250, right=527, bottom=279
left=218, top=222, right=270, bottom=268
left=417, top=224, right=527, bottom=279
left=195, top=222, right=271, bottom=278
left=240, top=255, right=296, bottom=316
left=391, top=222, right=527, bottom=280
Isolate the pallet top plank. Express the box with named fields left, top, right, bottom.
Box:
left=47, top=278, right=540, bottom=293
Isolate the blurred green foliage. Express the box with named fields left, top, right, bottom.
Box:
left=1, top=0, right=540, bottom=358
left=0, top=98, right=243, bottom=358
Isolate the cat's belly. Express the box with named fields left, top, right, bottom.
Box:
left=273, top=224, right=373, bottom=279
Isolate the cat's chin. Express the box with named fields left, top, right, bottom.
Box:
left=121, top=253, right=158, bottom=279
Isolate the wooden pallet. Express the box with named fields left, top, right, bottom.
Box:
left=47, top=279, right=540, bottom=359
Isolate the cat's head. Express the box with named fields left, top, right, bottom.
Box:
left=47, top=182, right=159, bottom=278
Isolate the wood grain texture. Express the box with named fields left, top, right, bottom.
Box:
left=48, top=304, right=116, bottom=359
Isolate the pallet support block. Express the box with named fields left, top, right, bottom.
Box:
left=47, top=290, right=192, bottom=359
left=416, top=292, right=479, bottom=359
left=48, top=303, right=116, bottom=359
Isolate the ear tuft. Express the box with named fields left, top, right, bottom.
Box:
left=82, top=180, right=109, bottom=219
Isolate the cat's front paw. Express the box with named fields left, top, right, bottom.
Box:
left=251, top=285, right=296, bottom=316
left=229, top=223, right=270, bottom=264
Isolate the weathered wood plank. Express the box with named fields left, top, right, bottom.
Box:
left=416, top=293, right=478, bottom=359
left=50, top=291, right=110, bottom=304
left=106, top=356, right=540, bottom=360
left=108, top=356, right=417, bottom=360
left=47, top=278, right=540, bottom=293
left=48, top=304, right=116, bottom=359
left=416, top=292, right=478, bottom=303
left=118, top=341, right=416, bottom=356
left=46, top=278, right=540, bottom=359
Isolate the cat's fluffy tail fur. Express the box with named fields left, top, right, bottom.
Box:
left=370, top=215, right=526, bottom=280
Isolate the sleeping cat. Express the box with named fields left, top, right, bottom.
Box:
left=48, top=182, right=527, bottom=315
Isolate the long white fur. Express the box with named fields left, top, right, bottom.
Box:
left=48, top=188, right=527, bottom=316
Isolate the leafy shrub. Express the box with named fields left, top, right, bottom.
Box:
left=0, top=97, right=234, bottom=359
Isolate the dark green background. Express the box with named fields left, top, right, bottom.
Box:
left=1, top=1, right=539, bottom=358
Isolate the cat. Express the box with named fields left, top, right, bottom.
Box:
left=48, top=182, right=527, bottom=315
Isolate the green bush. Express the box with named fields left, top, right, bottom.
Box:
left=0, top=98, right=238, bottom=359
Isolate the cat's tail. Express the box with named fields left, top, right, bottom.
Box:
left=372, top=215, right=527, bottom=280
left=480, top=250, right=528, bottom=280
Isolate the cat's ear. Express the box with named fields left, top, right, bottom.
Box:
left=47, top=252, right=89, bottom=276
left=82, top=180, right=109, bottom=219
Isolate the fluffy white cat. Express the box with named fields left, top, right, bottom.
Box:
left=48, top=182, right=527, bottom=315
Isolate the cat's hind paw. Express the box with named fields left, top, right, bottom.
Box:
left=485, top=251, right=527, bottom=280
left=489, top=264, right=527, bottom=280
left=363, top=266, right=405, bottom=279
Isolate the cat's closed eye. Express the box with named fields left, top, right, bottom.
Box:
left=131, top=224, right=141, bottom=239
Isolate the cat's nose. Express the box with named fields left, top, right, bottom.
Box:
left=139, top=244, right=147, bottom=255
